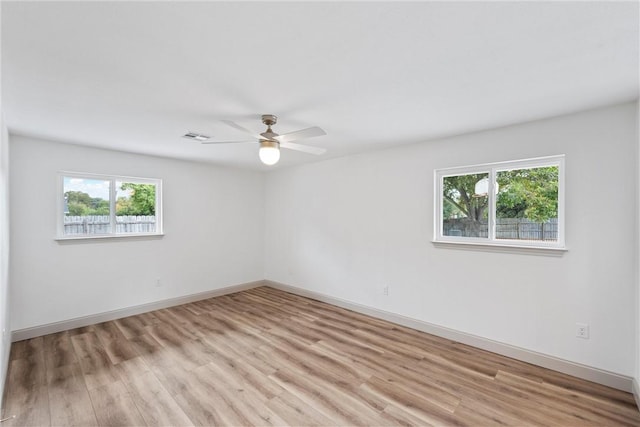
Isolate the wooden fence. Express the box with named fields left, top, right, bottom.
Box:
left=443, top=218, right=558, bottom=241
left=63, top=215, right=156, bottom=235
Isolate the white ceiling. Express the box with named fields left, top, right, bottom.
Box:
left=2, top=1, right=638, bottom=171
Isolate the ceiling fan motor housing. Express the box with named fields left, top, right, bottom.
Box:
left=261, top=114, right=277, bottom=126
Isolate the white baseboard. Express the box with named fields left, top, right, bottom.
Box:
left=633, top=378, right=640, bottom=411
left=265, top=280, right=633, bottom=393
left=11, top=280, right=265, bottom=342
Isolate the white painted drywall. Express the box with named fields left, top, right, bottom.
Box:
left=264, top=102, right=638, bottom=376
left=9, top=136, right=264, bottom=331
left=0, top=0, right=12, bottom=409
left=636, top=98, right=640, bottom=394
left=0, top=120, right=10, bottom=413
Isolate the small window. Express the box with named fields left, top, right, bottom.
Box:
left=58, top=172, right=162, bottom=239
left=435, top=156, right=564, bottom=249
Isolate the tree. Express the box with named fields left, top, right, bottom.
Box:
left=117, top=183, right=156, bottom=216
left=65, top=191, right=93, bottom=207
left=67, top=201, right=89, bottom=216
left=91, top=199, right=110, bottom=215
left=116, top=197, right=134, bottom=215
left=496, top=166, right=558, bottom=222
left=442, top=174, right=488, bottom=221
left=64, top=191, right=109, bottom=215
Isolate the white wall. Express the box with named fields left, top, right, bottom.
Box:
left=0, top=120, right=10, bottom=413
left=265, top=102, right=638, bottom=376
left=9, top=136, right=264, bottom=331
left=0, top=128, right=11, bottom=415
left=0, top=0, right=11, bottom=411
left=636, top=98, right=640, bottom=396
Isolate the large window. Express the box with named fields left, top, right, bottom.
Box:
left=435, top=156, right=564, bottom=249
left=58, top=172, right=162, bottom=238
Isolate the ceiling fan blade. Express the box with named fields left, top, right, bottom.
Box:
left=280, top=142, right=327, bottom=155
left=221, top=120, right=268, bottom=141
left=200, top=140, right=255, bottom=144
left=273, top=126, right=326, bottom=143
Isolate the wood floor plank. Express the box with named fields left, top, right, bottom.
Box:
left=5, top=354, right=46, bottom=392
left=149, top=358, right=208, bottom=397
left=46, top=363, right=86, bottom=395
left=382, top=402, right=440, bottom=427
left=453, top=398, right=522, bottom=426
left=2, top=385, right=50, bottom=427
left=70, top=331, right=120, bottom=390
left=3, top=346, right=49, bottom=425
left=145, top=320, right=198, bottom=348
left=67, top=325, right=96, bottom=336
left=173, top=386, right=230, bottom=426
left=273, top=334, right=369, bottom=385
left=3, top=285, right=639, bottom=426
left=9, top=337, right=44, bottom=361
left=266, top=391, right=336, bottom=426
left=89, top=380, right=147, bottom=427
left=201, top=334, right=281, bottom=376
left=207, top=352, right=285, bottom=400
left=196, top=362, right=289, bottom=426
left=269, top=366, right=384, bottom=426
left=93, top=321, right=139, bottom=365
left=112, top=356, right=151, bottom=382
left=48, top=388, right=98, bottom=427
left=364, top=375, right=462, bottom=423
left=114, top=315, right=151, bottom=339
left=123, top=371, right=193, bottom=426
left=495, top=370, right=640, bottom=425
left=43, top=331, right=79, bottom=372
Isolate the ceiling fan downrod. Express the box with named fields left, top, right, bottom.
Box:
left=261, top=114, right=279, bottom=141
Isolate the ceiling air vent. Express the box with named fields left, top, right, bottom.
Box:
left=183, top=132, right=211, bottom=142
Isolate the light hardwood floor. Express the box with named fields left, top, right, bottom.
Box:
left=2, top=286, right=639, bottom=426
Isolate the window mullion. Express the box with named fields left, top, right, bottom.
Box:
left=436, top=173, right=443, bottom=240
left=110, top=178, right=116, bottom=235
left=488, top=168, right=496, bottom=241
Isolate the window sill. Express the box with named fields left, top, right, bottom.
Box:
left=431, top=240, right=567, bottom=257
left=55, top=233, right=164, bottom=243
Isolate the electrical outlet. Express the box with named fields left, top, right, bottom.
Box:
left=383, top=285, right=389, bottom=296
left=576, top=323, right=589, bottom=339
left=155, top=279, right=162, bottom=287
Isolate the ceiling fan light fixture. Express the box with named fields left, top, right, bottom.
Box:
left=259, top=140, right=280, bottom=165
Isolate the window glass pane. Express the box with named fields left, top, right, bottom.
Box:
left=116, top=181, right=157, bottom=234
left=63, top=177, right=111, bottom=235
left=496, top=166, right=559, bottom=242
left=442, top=173, right=489, bottom=238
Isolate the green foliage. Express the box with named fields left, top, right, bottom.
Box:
left=116, top=183, right=156, bottom=216
left=65, top=190, right=92, bottom=207
left=67, top=202, right=88, bottom=216
left=64, top=191, right=110, bottom=216
left=443, top=198, right=462, bottom=219
left=496, top=166, right=558, bottom=222
left=92, top=199, right=110, bottom=215
left=442, top=174, right=489, bottom=221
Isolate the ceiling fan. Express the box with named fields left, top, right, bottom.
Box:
left=194, top=114, right=327, bottom=165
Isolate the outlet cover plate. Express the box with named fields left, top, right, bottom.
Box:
left=576, top=323, right=589, bottom=339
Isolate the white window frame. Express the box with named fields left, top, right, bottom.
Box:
left=56, top=171, right=163, bottom=240
left=434, top=155, right=565, bottom=251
